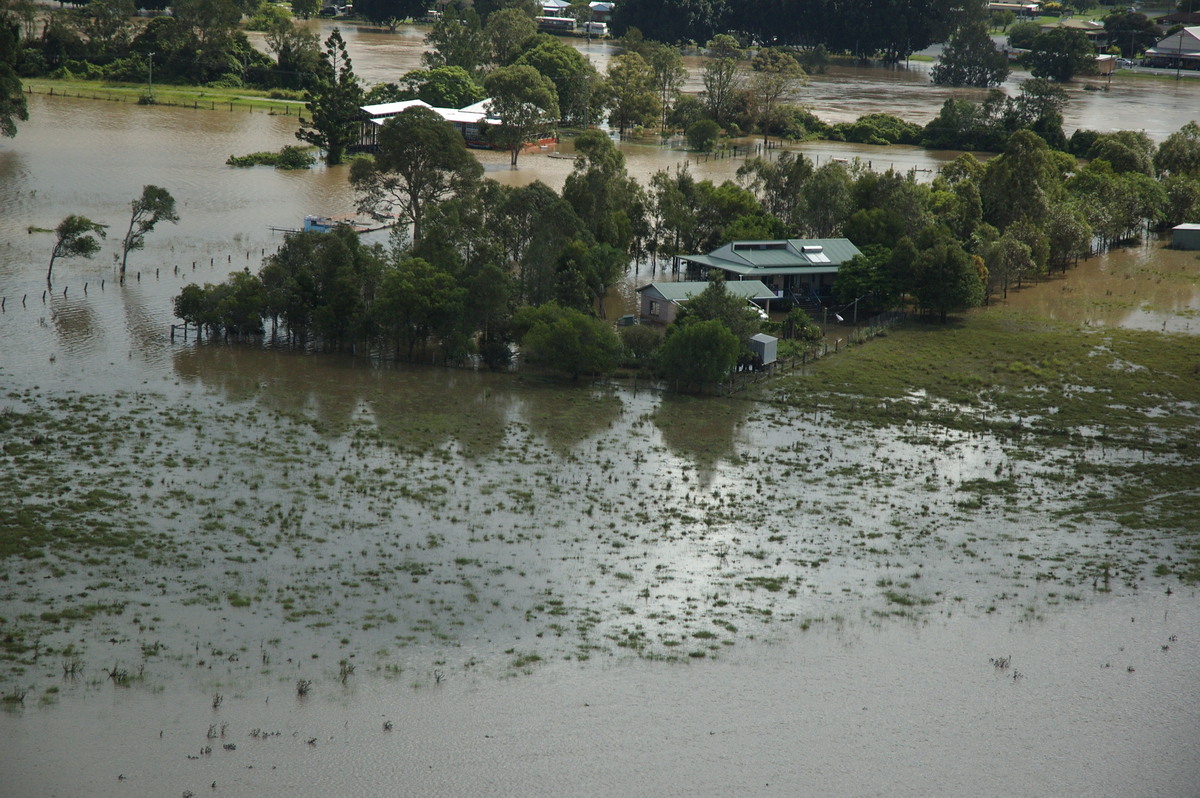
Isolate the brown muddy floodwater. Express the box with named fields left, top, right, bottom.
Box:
left=1, top=67, right=1199, bottom=797
left=279, top=21, right=1200, bottom=139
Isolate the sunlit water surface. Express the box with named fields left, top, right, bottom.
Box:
left=1, top=51, right=1199, bottom=798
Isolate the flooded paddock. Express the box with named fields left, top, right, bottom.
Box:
left=2, top=56, right=1199, bottom=797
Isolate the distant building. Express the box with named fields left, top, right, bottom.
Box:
left=986, top=1, right=1040, bottom=19
left=1143, top=26, right=1200, bottom=69
left=355, top=99, right=556, bottom=152
left=1039, top=18, right=1108, bottom=48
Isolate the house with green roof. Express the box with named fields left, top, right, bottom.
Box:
left=636, top=280, right=775, bottom=325
left=675, top=239, right=864, bottom=308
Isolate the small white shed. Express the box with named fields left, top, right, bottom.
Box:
left=1171, top=223, right=1200, bottom=250
left=749, top=333, right=778, bottom=365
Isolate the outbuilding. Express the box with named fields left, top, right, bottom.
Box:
left=636, top=280, right=775, bottom=325
left=1171, top=223, right=1200, bottom=250
left=749, top=333, right=778, bottom=366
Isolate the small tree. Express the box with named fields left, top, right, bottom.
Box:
left=514, top=302, right=622, bottom=380
left=47, top=215, right=106, bottom=285
left=687, top=118, right=720, bottom=152
left=658, top=318, right=740, bottom=388
left=120, top=185, right=179, bottom=283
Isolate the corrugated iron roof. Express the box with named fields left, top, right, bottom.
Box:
left=637, top=280, right=775, bottom=302
left=681, top=239, right=863, bottom=275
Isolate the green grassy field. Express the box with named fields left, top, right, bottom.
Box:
left=767, top=308, right=1200, bottom=450
left=23, top=78, right=306, bottom=116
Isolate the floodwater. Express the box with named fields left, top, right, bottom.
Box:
left=1, top=58, right=1199, bottom=797
left=280, top=21, right=1200, bottom=139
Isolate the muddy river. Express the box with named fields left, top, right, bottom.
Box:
left=1, top=49, right=1199, bottom=797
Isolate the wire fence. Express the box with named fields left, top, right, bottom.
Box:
left=721, top=310, right=908, bottom=396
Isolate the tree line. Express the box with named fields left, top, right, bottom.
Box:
left=611, top=0, right=958, bottom=62
left=1, top=0, right=326, bottom=90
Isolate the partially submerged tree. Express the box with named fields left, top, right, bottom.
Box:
left=120, top=185, right=179, bottom=283
left=700, top=34, right=743, bottom=127
left=931, top=20, right=1009, bottom=87
left=513, top=302, right=622, bottom=379
left=47, top=215, right=107, bottom=285
left=297, top=28, right=365, bottom=165
left=483, top=64, right=559, bottom=166
left=349, top=106, right=483, bottom=244
left=603, top=52, right=660, bottom=138
left=658, top=318, right=740, bottom=388
left=1027, top=28, right=1095, bottom=82
left=748, top=48, right=806, bottom=148
left=647, top=42, right=686, bottom=136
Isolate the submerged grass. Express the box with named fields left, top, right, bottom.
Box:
left=1, top=292, right=1196, bottom=696
left=767, top=310, right=1200, bottom=449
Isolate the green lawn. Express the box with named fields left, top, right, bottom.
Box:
left=23, top=78, right=306, bottom=116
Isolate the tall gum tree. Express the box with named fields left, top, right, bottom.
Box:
left=349, top=106, right=483, bottom=244
left=483, top=64, right=559, bottom=166
left=748, top=48, right=806, bottom=149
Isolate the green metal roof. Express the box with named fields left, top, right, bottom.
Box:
left=637, top=280, right=775, bottom=302
left=679, top=239, right=863, bottom=276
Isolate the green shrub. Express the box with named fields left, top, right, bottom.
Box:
left=687, top=118, right=721, bottom=152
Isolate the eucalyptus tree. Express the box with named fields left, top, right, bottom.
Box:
left=423, top=6, right=489, bottom=78
left=484, top=6, right=536, bottom=65
left=47, top=215, right=106, bottom=286
left=647, top=42, right=686, bottom=136
left=349, top=106, right=484, bottom=244
left=700, top=34, right=743, bottom=127
left=747, top=48, right=806, bottom=148
left=484, top=64, right=559, bottom=166
left=603, top=52, right=659, bottom=137
left=514, top=33, right=601, bottom=125
left=120, top=185, right=179, bottom=284
left=562, top=130, right=647, bottom=257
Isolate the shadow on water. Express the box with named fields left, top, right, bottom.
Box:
left=48, top=294, right=104, bottom=357
left=515, top=380, right=625, bottom=453
left=651, top=393, right=749, bottom=483
left=172, top=342, right=637, bottom=458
